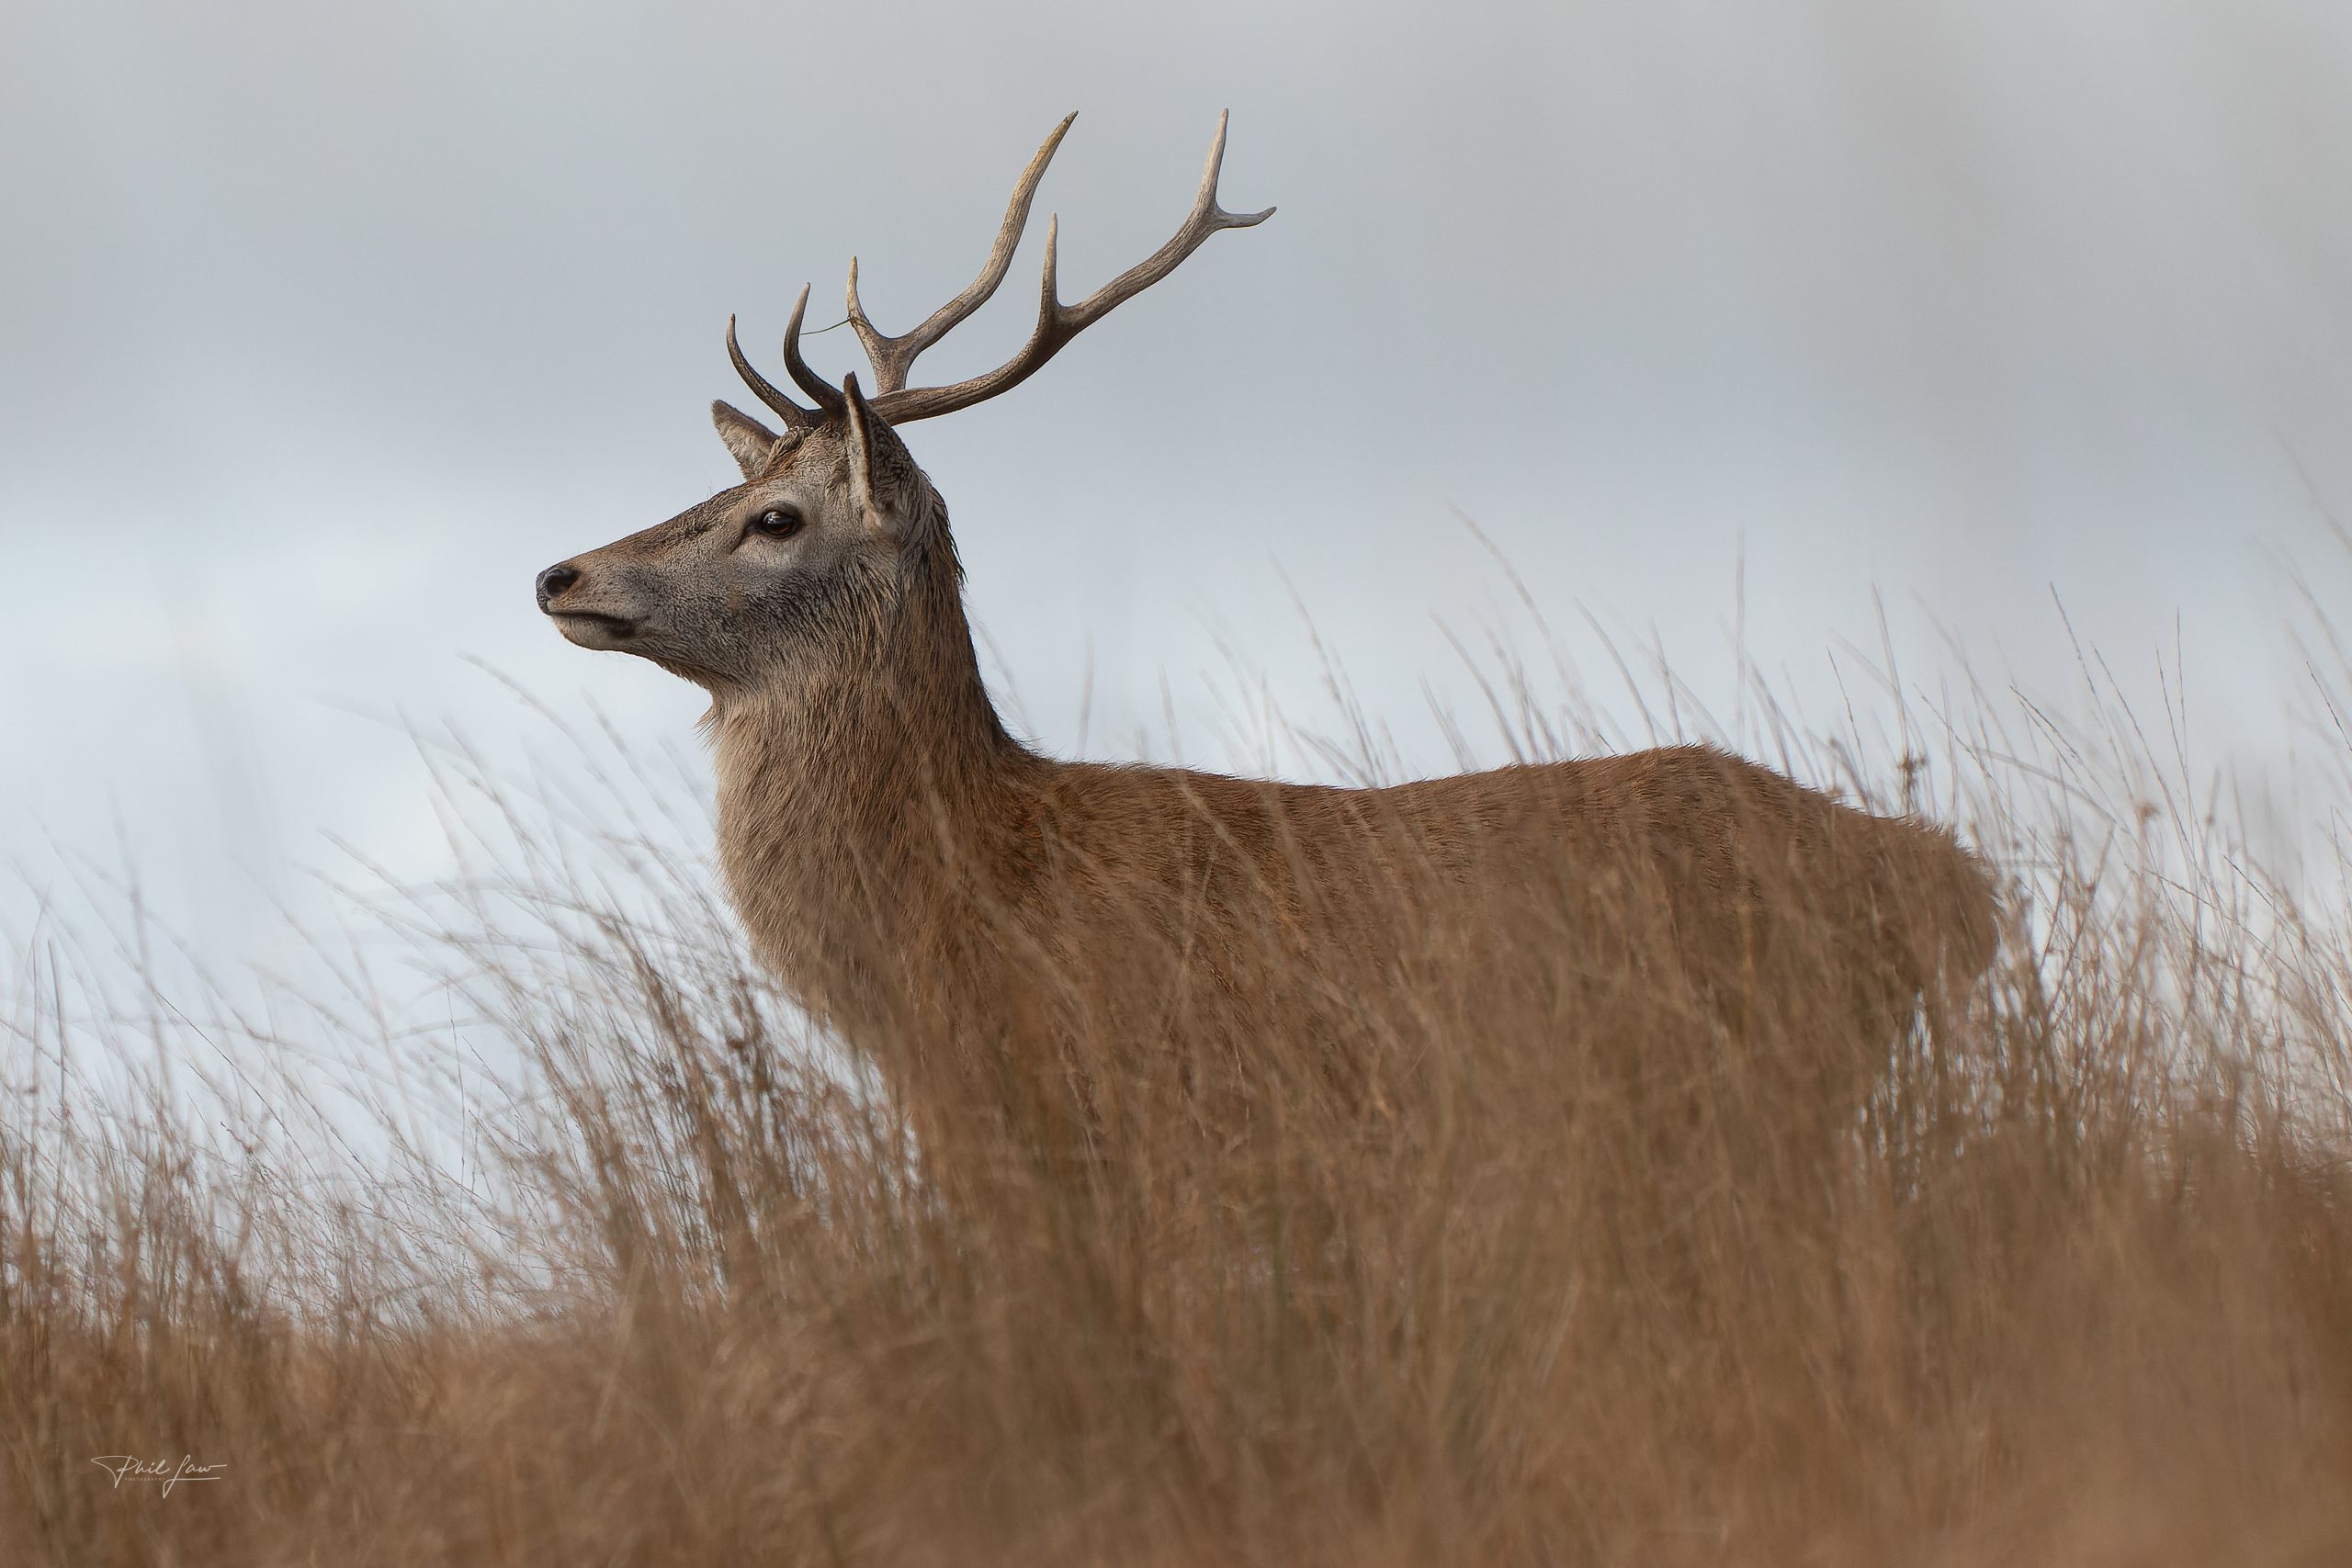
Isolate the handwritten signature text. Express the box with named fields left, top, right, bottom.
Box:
left=90, top=1455, right=227, bottom=1497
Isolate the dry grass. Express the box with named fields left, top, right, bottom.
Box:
left=6, top=637, right=2352, bottom=1566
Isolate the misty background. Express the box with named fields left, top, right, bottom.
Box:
left=6, top=0, right=2352, bottom=987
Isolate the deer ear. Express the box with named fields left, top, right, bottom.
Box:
left=840, top=372, right=891, bottom=536
left=711, top=400, right=781, bottom=481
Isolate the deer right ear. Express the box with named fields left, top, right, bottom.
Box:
left=711, top=400, right=782, bottom=481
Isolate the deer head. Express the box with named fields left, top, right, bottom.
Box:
left=536, top=112, right=1272, bottom=696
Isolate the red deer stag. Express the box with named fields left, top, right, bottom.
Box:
left=537, top=112, right=1997, bottom=1152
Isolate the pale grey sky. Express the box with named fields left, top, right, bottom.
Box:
left=6, top=0, right=2352, bottom=969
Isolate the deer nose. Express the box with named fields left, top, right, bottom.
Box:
left=536, top=564, right=581, bottom=611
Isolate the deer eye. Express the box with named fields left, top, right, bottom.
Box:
left=749, top=508, right=802, bottom=539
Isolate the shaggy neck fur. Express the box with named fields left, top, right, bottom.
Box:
left=706, top=506, right=1037, bottom=1031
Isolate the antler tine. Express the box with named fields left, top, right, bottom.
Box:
left=846, top=113, right=1077, bottom=396
left=780, top=284, right=848, bottom=417
left=726, top=313, right=820, bottom=433
left=870, top=110, right=1274, bottom=425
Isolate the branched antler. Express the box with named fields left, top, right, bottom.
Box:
left=868, top=111, right=1273, bottom=424
left=729, top=112, right=1272, bottom=432
left=844, top=113, right=1078, bottom=397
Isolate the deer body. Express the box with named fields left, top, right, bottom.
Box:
left=539, top=113, right=1996, bottom=1133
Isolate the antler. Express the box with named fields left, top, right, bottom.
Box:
left=726, top=313, right=820, bottom=434
left=725, top=288, right=847, bottom=433
left=870, top=108, right=1270, bottom=423
left=844, top=113, right=1078, bottom=396
left=853, top=111, right=1273, bottom=424
left=781, top=285, right=848, bottom=419
left=729, top=112, right=1272, bottom=432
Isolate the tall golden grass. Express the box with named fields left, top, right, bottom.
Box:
left=6, top=625, right=2352, bottom=1566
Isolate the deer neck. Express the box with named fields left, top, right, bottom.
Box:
left=707, top=534, right=1033, bottom=1013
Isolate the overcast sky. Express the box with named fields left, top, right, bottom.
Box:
left=7, top=0, right=2352, bottom=976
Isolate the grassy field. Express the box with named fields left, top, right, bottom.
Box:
left=6, top=647, right=2352, bottom=1566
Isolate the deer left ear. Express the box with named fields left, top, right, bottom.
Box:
left=711, top=400, right=782, bottom=480
left=840, top=372, right=896, bottom=536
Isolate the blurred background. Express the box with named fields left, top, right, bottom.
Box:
left=6, top=0, right=2352, bottom=975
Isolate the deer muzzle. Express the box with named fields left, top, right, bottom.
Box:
left=537, top=560, right=643, bottom=648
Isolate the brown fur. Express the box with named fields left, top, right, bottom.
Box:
left=541, top=401, right=1998, bottom=1150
